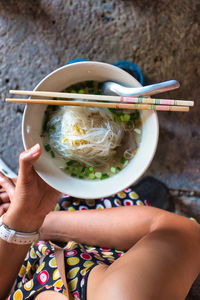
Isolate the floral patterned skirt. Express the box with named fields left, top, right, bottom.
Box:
left=8, top=188, right=147, bottom=300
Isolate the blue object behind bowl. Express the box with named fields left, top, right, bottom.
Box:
left=66, top=59, right=144, bottom=85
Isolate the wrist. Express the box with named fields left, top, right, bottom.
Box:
left=3, top=209, right=44, bottom=233
left=0, top=213, right=40, bottom=245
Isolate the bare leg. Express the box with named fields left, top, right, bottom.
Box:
left=87, top=216, right=200, bottom=300
left=34, top=290, right=68, bottom=299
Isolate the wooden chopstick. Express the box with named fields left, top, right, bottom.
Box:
left=9, top=90, right=194, bottom=107
left=5, top=98, right=189, bottom=112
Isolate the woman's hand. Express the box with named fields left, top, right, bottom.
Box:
left=0, top=176, right=16, bottom=215
left=1, top=144, right=62, bottom=232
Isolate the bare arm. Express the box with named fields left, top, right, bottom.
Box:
left=40, top=205, right=200, bottom=251
left=0, top=145, right=61, bottom=299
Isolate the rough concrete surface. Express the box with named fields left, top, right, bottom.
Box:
left=0, top=1, right=199, bottom=297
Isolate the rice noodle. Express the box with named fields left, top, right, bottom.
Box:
left=47, top=106, right=125, bottom=167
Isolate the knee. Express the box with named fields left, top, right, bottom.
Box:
left=151, top=212, right=200, bottom=256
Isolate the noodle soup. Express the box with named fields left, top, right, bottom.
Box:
left=41, top=81, right=142, bottom=180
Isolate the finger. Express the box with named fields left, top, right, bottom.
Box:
left=0, top=177, right=17, bottom=189
left=0, top=192, right=10, bottom=203
left=0, top=172, right=15, bottom=198
left=18, top=144, right=42, bottom=182
left=0, top=177, right=17, bottom=191
left=0, top=203, right=10, bottom=216
left=12, top=178, right=17, bottom=185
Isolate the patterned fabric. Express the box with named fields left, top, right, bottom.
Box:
left=8, top=187, right=147, bottom=300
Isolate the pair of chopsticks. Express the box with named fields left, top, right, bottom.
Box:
left=6, top=90, right=194, bottom=112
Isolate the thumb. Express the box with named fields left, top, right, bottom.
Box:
left=19, top=144, right=42, bottom=181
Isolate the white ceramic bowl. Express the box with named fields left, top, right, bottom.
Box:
left=22, top=61, right=159, bottom=199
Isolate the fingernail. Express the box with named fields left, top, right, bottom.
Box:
left=29, top=144, right=40, bottom=154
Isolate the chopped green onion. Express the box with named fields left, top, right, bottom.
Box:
left=1, top=169, right=8, bottom=175
left=89, top=173, right=95, bottom=180
left=117, top=166, right=121, bottom=171
left=66, top=160, right=74, bottom=166
left=71, top=172, right=77, bottom=177
left=101, top=173, right=109, bottom=180
left=88, top=166, right=94, bottom=172
left=108, top=108, right=116, bottom=113
left=65, top=166, right=70, bottom=170
left=120, top=157, right=126, bottom=164
left=50, top=150, right=55, bottom=158
left=127, top=121, right=133, bottom=127
left=44, top=144, right=51, bottom=152
left=75, top=167, right=81, bottom=175
left=131, top=112, right=140, bottom=120
left=81, top=166, right=86, bottom=173
left=72, top=167, right=80, bottom=175
left=70, top=89, right=77, bottom=94
left=84, top=169, right=90, bottom=177
left=78, top=89, right=85, bottom=94
left=124, top=114, right=130, bottom=121
left=50, top=125, right=56, bottom=131
left=120, top=115, right=124, bottom=121
left=110, top=167, right=117, bottom=174
left=95, top=172, right=102, bottom=179
left=79, top=176, right=84, bottom=179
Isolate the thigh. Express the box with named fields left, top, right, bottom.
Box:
left=34, top=290, right=68, bottom=300
left=87, top=231, right=197, bottom=300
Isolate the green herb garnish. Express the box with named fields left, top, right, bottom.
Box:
left=66, top=160, right=74, bottom=166
left=75, top=167, right=81, bottom=175
left=120, top=157, right=126, bottom=164
left=110, top=167, right=117, bottom=174
left=50, top=150, right=55, bottom=158
left=101, top=173, right=109, bottom=180
left=71, top=173, right=77, bottom=177
left=127, top=121, right=133, bottom=127
left=44, top=144, right=51, bottom=152
left=95, top=172, right=102, bottom=179
left=84, top=169, right=90, bottom=177
left=89, top=173, right=95, bottom=180
left=1, top=169, right=8, bottom=175
left=131, top=112, right=140, bottom=120
left=108, top=108, right=116, bottom=113
left=124, top=114, right=130, bottom=122
left=81, top=166, right=86, bottom=173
